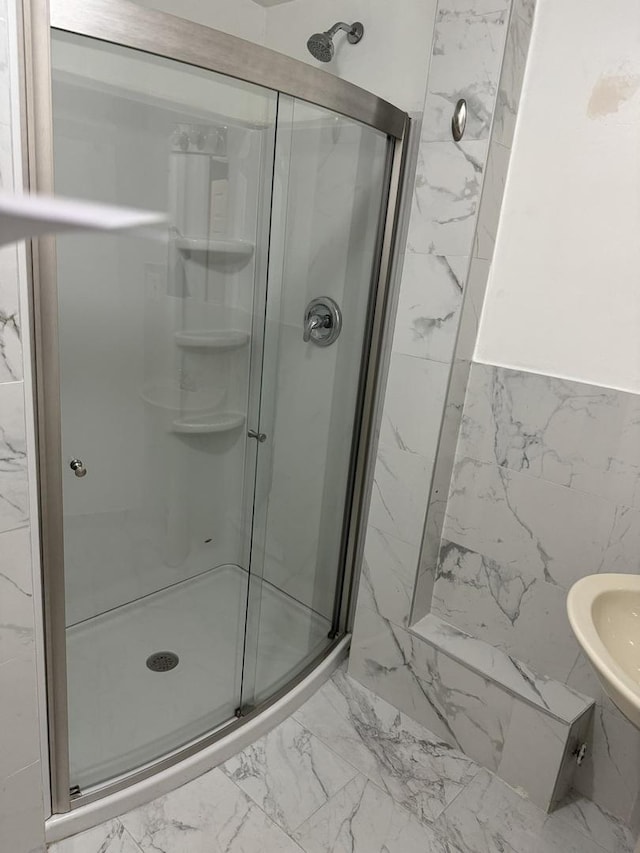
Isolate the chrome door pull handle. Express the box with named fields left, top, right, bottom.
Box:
left=70, top=458, right=87, bottom=477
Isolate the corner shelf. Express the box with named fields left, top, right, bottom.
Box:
left=175, top=236, right=254, bottom=257
left=174, top=330, right=250, bottom=351
left=171, top=411, right=245, bottom=435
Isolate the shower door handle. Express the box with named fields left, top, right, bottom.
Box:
left=70, top=458, right=87, bottom=478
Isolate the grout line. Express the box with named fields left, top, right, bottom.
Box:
left=217, top=760, right=307, bottom=852
left=119, top=821, right=145, bottom=853
left=289, top=772, right=368, bottom=842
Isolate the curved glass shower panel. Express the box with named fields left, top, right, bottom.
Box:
left=51, top=30, right=278, bottom=789
left=244, top=97, right=389, bottom=706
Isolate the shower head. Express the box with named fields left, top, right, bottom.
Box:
left=306, top=21, right=364, bottom=63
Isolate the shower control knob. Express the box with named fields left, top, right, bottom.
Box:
left=303, top=297, right=342, bottom=347
left=70, top=458, right=87, bottom=478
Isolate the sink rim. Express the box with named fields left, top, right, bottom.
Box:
left=567, top=573, right=640, bottom=711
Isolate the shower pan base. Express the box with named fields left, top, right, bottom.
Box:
left=66, top=565, right=331, bottom=795
left=47, top=635, right=349, bottom=843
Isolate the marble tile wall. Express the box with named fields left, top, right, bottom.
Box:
left=350, top=0, right=608, bottom=815
left=354, top=0, right=534, bottom=688
left=0, top=3, right=47, bottom=852
left=433, top=362, right=640, bottom=821
left=354, top=0, right=640, bottom=823
left=360, top=0, right=517, bottom=643
left=413, top=0, right=536, bottom=617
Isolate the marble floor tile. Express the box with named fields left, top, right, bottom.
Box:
left=120, top=767, right=304, bottom=853
left=293, top=775, right=458, bottom=853
left=434, top=769, right=622, bottom=853
left=51, top=819, right=142, bottom=853
left=349, top=605, right=514, bottom=773
left=52, top=664, right=636, bottom=853
left=293, top=668, right=478, bottom=825
left=223, top=717, right=357, bottom=833
left=553, top=792, right=635, bottom=853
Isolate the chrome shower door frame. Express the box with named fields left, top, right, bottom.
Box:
left=22, top=0, right=411, bottom=817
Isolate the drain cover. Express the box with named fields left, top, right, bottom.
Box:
left=146, top=651, right=179, bottom=672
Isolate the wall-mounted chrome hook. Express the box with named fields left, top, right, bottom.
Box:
left=452, top=98, right=467, bottom=142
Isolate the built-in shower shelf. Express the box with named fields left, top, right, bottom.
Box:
left=175, top=236, right=254, bottom=257
left=171, top=411, right=245, bottom=435
left=174, top=330, right=250, bottom=350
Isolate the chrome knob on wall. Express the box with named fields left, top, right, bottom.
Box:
left=303, top=297, right=342, bottom=347
left=70, top=458, right=87, bottom=478
left=452, top=98, right=467, bottom=142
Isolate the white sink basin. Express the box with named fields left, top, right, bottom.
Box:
left=567, top=573, right=640, bottom=728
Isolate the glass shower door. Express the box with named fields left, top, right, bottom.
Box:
left=243, top=97, right=390, bottom=707
left=48, top=24, right=393, bottom=795
left=50, top=30, right=278, bottom=790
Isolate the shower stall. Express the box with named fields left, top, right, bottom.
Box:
left=25, top=0, right=408, bottom=818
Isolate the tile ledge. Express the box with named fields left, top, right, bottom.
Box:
left=409, top=614, right=593, bottom=724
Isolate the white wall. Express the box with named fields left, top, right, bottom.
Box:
left=476, top=0, right=640, bottom=394
left=136, top=0, right=436, bottom=114
left=133, top=0, right=267, bottom=43
left=264, top=0, right=436, bottom=112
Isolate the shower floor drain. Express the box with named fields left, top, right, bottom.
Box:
left=146, top=651, right=179, bottom=672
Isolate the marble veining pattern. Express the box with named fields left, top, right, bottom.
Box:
left=391, top=253, right=469, bottom=364
left=429, top=359, right=640, bottom=823
left=0, top=244, right=22, bottom=383
left=441, top=456, right=618, bottom=591
left=367, top=445, right=433, bottom=547
left=293, top=666, right=479, bottom=824
left=348, top=604, right=514, bottom=773
left=422, top=0, right=510, bottom=141
left=0, top=380, right=28, bottom=534
left=50, top=666, right=634, bottom=853
left=379, top=353, right=449, bottom=457
left=433, top=768, right=621, bottom=853
left=407, top=140, right=488, bottom=256
left=411, top=613, right=592, bottom=723
left=458, top=363, right=640, bottom=509
left=432, top=538, right=583, bottom=683
left=358, top=525, right=419, bottom=628
left=222, top=717, right=357, bottom=833
left=0, top=526, right=34, bottom=665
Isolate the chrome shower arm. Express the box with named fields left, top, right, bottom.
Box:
left=327, top=21, right=364, bottom=42
left=327, top=22, right=354, bottom=37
